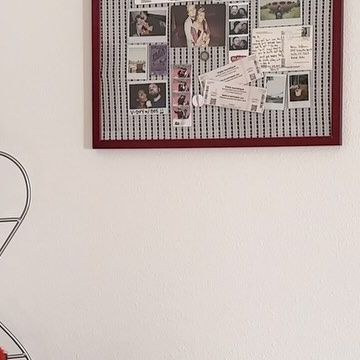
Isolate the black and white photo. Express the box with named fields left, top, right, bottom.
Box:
left=229, top=36, right=248, bottom=51
left=229, top=20, right=249, bottom=35
left=264, top=74, right=287, bottom=110
left=229, top=4, right=249, bottom=20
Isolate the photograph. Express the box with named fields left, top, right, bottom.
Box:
left=172, top=107, right=192, bottom=127
left=288, top=72, right=311, bottom=109
left=173, top=79, right=191, bottom=92
left=259, top=0, right=302, bottom=27
left=229, top=20, right=249, bottom=35
left=229, top=4, right=249, bottom=20
left=173, top=93, right=191, bottom=106
left=171, top=64, right=191, bottom=79
left=149, top=44, right=168, bottom=77
left=171, top=4, right=226, bottom=48
left=128, top=45, right=148, bottom=80
left=128, top=8, right=167, bottom=44
left=264, top=74, right=287, bottom=110
left=128, top=81, right=168, bottom=115
left=229, top=36, right=248, bottom=51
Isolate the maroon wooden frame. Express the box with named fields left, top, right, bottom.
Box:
left=92, top=0, right=343, bottom=149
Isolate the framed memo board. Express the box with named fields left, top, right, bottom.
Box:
left=92, top=0, right=343, bottom=149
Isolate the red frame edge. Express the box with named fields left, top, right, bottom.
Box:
left=92, top=0, right=343, bottom=149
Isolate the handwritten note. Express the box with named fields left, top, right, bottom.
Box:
left=252, top=26, right=313, bottom=72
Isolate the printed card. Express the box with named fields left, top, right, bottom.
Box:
left=203, top=80, right=267, bottom=114
left=198, top=55, right=263, bottom=88
left=252, top=26, right=313, bottom=72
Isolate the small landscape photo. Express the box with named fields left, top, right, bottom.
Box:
left=128, top=45, right=148, bottom=80
left=259, top=0, right=302, bottom=27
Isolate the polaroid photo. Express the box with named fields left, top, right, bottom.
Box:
left=128, top=80, right=168, bottom=115
left=171, top=4, right=226, bottom=48
left=264, top=74, right=287, bottom=110
left=149, top=44, right=168, bottom=77
left=127, top=45, right=148, bottom=81
left=259, top=0, right=302, bottom=27
left=229, top=3, right=249, bottom=20
left=128, top=8, right=167, bottom=44
left=288, top=71, right=311, bottom=109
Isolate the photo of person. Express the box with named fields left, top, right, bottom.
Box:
left=229, top=4, right=249, bottom=19
left=288, top=72, right=311, bottom=109
left=259, top=0, right=302, bottom=27
left=129, top=81, right=168, bottom=114
left=171, top=4, right=226, bottom=48
left=128, top=8, right=167, bottom=43
left=173, top=107, right=191, bottom=120
left=173, top=94, right=190, bottom=106
left=229, top=36, right=248, bottom=50
left=173, top=79, right=191, bottom=92
left=128, top=45, right=148, bottom=80
left=171, top=65, right=191, bottom=79
left=229, top=21, right=249, bottom=35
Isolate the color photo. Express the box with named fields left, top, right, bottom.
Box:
left=171, top=4, right=226, bottom=48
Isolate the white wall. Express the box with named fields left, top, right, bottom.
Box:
left=0, top=1, right=359, bottom=359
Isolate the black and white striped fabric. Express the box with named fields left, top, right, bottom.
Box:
left=99, top=0, right=333, bottom=141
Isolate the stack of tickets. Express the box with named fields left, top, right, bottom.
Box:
left=199, top=55, right=267, bottom=114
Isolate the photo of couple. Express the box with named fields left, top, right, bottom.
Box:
left=171, top=4, right=226, bottom=48
left=129, top=82, right=167, bottom=112
left=128, top=9, right=167, bottom=43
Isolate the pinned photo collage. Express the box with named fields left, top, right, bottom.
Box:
left=127, top=8, right=169, bottom=116
left=171, top=65, right=192, bottom=127
left=126, top=0, right=311, bottom=120
left=228, top=3, right=250, bottom=63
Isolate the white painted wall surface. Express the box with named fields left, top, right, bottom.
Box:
left=0, top=1, right=359, bottom=359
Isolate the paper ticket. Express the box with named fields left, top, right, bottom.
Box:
left=203, top=80, right=267, bottom=114
left=198, top=55, right=263, bottom=88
